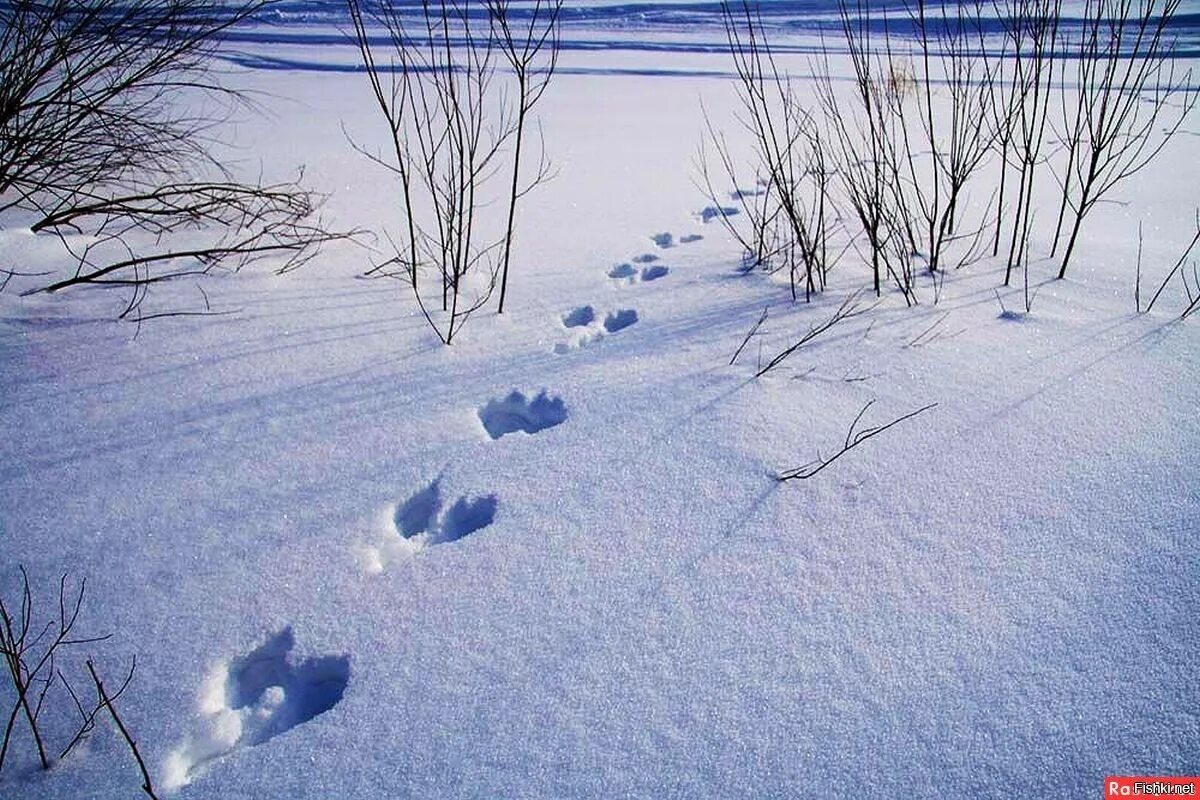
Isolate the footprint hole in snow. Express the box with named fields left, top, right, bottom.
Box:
left=561, top=305, right=595, bottom=328
left=433, top=494, right=499, bottom=543
left=608, top=263, right=637, bottom=279
left=166, top=627, right=350, bottom=789
left=603, top=309, right=639, bottom=333
left=699, top=205, right=740, bottom=223
left=478, top=390, right=568, bottom=439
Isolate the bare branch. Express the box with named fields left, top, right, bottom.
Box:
left=87, top=659, right=158, bottom=800
left=779, top=401, right=938, bottom=481
left=730, top=305, right=769, bottom=366
left=756, top=289, right=873, bottom=378
left=2, top=1, right=354, bottom=317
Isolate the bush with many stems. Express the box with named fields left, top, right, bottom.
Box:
left=703, top=0, right=1195, bottom=314
left=347, top=0, right=562, bottom=344
left=0, top=0, right=353, bottom=324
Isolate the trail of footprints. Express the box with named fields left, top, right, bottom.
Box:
left=554, top=228, right=701, bottom=354
left=166, top=396, right=567, bottom=788
left=165, top=228, right=699, bottom=789
left=168, top=394, right=573, bottom=787
left=359, top=389, right=569, bottom=573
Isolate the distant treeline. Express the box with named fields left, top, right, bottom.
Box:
left=240, top=1, right=1200, bottom=58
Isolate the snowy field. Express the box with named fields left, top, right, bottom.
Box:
left=2, top=2, right=1199, bottom=798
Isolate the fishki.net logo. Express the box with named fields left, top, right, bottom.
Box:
left=1106, top=777, right=1199, bottom=797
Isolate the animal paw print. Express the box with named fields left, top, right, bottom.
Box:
left=478, top=390, right=568, bottom=439
left=553, top=308, right=638, bottom=353
left=164, top=628, right=349, bottom=790
left=608, top=262, right=670, bottom=285
left=394, top=479, right=498, bottom=545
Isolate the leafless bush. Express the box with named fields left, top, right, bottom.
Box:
left=1, top=568, right=106, bottom=771
left=0, top=567, right=153, bottom=798
left=22, top=176, right=349, bottom=321
left=702, top=1, right=835, bottom=302
left=0, top=0, right=251, bottom=216
left=0, top=1, right=349, bottom=319
left=708, top=0, right=1006, bottom=305
left=1052, top=0, right=1196, bottom=278
left=349, top=0, right=520, bottom=344
left=814, top=1, right=919, bottom=302
left=992, top=0, right=1063, bottom=287
left=488, top=0, right=563, bottom=314
left=890, top=0, right=998, bottom=275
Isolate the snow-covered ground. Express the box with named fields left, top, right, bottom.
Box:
left=1, top=6, right=1198, bottom=798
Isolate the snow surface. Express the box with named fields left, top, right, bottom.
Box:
left=1, top=8, right=1198, bottom=799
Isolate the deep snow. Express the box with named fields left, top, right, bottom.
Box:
left=1, top=7, right=1198, bottom=799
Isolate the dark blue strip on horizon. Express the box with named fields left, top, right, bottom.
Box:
left=213, top=1, right=1200, bottom=73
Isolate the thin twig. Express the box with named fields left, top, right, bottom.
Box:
left=779, top=400, right=938, bottom=481
left=730, top=306, right=769, bottom=365
left=1146, top=209, right=1200, bottom=313
left=87, top=659, right=157, bottom=800
left=756, top=289, right=873, bottom=378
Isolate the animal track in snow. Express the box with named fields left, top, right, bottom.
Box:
left=698, top=205, right=740, bottom=223
left=395, top=478, right=498, bottom=545
left=632, top=253, right=660, bottom=264
left=561, top=305, right=595, bottom=328
left=731, top=186, right=766, bottom=200
left=164, top=628, right=349, bottom=791
left=553, top=307, right=640, bottom=353
left=361, top=480, right=499, bottom=571
left=478, top=390, right=568, bottom=439
left=609, top=262, right=669, bottom=285
left=603, top=309, right=639, bottom=333
left=651, top=231, right=701, bottom=249
left=608, top=263, right=638, bottom=280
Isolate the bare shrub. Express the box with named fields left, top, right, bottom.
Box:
left=889, top=0, right=998, bottom=275
left=488, top=0, right=563, bottom=314
left=1, top=568, right=106, bottom=771
left=349, top=0, right=561, bottom=341
left=702, top=1, right=835, bottom=302
left=0, top=567, right=152, bottom=798
left=813, top=1, right=920, bottom=302
left=992, top=0, right=1064, bottom=287
left=348, top=0, right=520, bottom=344
left=0, top=1, right=349, bottom=319
left=1052, top=0, right=1196, bottom=278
